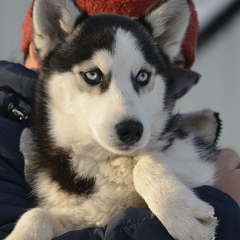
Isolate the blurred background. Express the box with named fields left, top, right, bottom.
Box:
left=0, top=0, right=239, bottom=149
left=176, top=0, right=240, bottom=150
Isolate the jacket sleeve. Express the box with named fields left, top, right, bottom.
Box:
left=0, top=61, right=37, bottom=125
left=0, top=117, right=34, bottom=239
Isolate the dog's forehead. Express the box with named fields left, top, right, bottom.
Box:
left=71, top=14, right=152, bottom=59
left=85, top=14, right=138, bottom=29
left=45, top=14, right=167, bottom=75
left=70, top=29, right=149, bottom=78
left=77, top=22, right=148, bottom=70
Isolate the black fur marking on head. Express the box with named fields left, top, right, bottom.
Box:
left=42, top=13, right=170, bottom=98
left=137, top=15, right=153, bottom=35
left=100, top=73, right=112, bottom=93
left=74, top=10, right=89, bottom=28
left=131, top=73, right=140, bottom=94
left=42, top=16, right=116, bottom=74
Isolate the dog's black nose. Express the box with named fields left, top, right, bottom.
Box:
left=116, top=120, right=143, bottom=145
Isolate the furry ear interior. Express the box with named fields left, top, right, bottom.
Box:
left=142, top=0, right=191, bottom=63
left=33, top=0, right=86, bottom=59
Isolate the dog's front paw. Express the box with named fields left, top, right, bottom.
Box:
left=161, top=198, right=217, bottom=240
left=5, top=231, right=30, bottom=240
left=5, top=208, right=66, bottom=240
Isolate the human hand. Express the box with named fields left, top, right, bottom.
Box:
left=214, top=149, right=240, bottom=205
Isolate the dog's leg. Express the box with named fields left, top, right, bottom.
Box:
left=133, top=153, right=217, bottom=240
left=5, top=208, right=67, bottom=240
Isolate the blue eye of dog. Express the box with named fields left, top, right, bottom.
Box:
left=136, top=71, right=151, bottom=86
left=83, top=70, right=102, bottom=85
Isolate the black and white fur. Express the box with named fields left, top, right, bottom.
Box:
left=6, top=0, right=219, bottom=239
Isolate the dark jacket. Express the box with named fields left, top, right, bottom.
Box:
left=0, top=61, right=239, bottom=240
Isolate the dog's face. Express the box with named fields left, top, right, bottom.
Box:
left=33, top=0, right=190, bottom=157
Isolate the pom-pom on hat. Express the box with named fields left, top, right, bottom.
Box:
left=21, top=0, right=199, bottom=68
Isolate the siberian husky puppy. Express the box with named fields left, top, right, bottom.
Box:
left=6, top=0, right=219, bottom=239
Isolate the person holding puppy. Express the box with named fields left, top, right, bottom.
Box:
left=0, top=0, right=239, bottom=239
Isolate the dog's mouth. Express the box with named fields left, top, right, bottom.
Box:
left=117, top=146, right=133, bottom=152
left=120, top=146, right=132, bottom=150
left=110, top=142, right=144, bottom=155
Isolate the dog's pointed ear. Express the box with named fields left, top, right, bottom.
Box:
left=140, top=0, right=191, bottom=63
left=33, top=0, right=87, bottom=59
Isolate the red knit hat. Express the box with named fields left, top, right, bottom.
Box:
left=21, top=0, right=198, bottom=68
left=182, top=0, right=199, bottom=68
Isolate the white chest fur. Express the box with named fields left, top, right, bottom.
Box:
left=34, top=155, right=146, bottom=230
